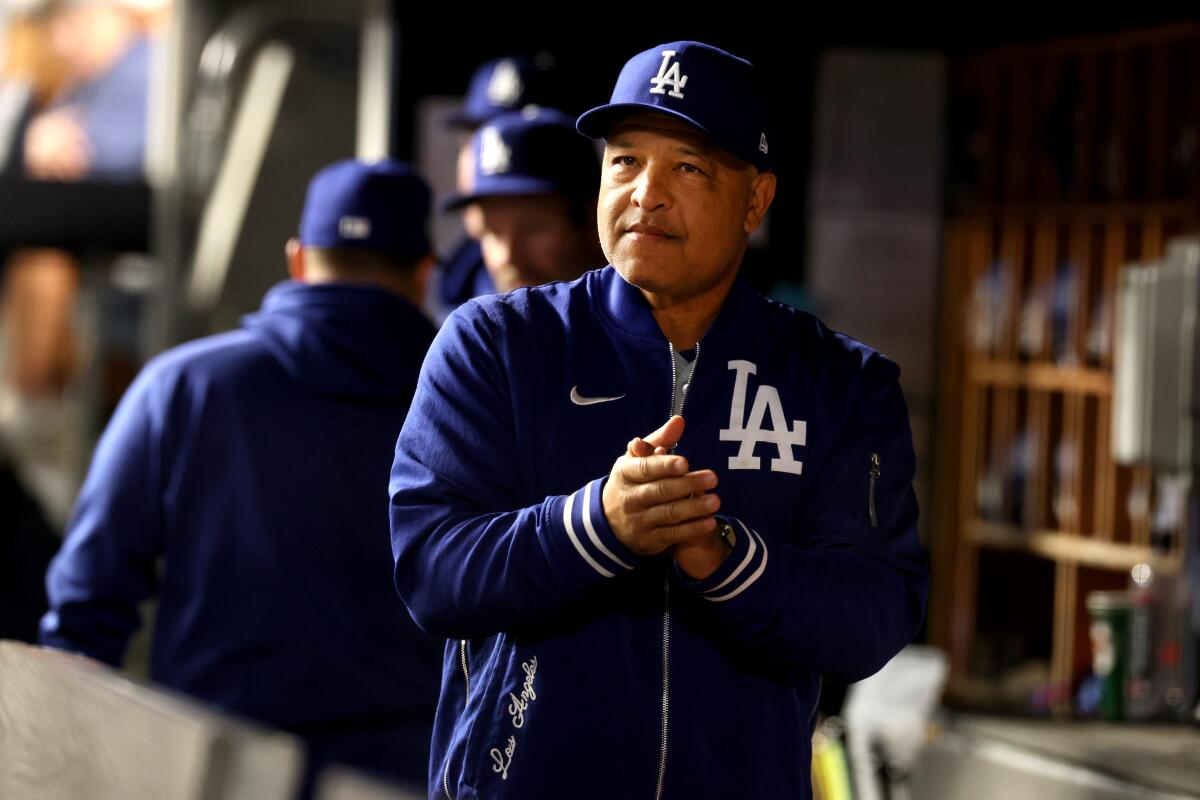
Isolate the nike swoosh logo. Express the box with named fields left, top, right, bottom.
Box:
left=570, top=386, right=625, bottom=406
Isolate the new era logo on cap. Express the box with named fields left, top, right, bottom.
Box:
left=338, top=215, right=372, bottom=240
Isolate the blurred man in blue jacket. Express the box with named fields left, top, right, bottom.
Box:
left=41, top=159, right=444, bottom=794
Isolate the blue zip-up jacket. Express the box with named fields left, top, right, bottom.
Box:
left=389, top=266, right=928, bottom=799
left=42, top=281, right=444, bottom=790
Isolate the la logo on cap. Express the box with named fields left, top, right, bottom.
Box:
left=479, top=126, right=512, bottom=175
left=649, top=50, right=687, bottom=99
left=338, top=215, right=371, bottom=240
left=487, top=59, right=523, bottom=107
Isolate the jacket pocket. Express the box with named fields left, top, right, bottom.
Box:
left=441, top=635, right=513, bottom=799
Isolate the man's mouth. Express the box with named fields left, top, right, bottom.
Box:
left=626, top=223, right=676, bottom=239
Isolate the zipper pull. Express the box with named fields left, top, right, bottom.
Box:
left=868, top=453, right=881, bottom=528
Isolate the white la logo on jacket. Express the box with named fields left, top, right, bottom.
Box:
left=719, top=360, right=806, bottom=475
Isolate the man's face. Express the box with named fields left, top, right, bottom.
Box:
left=476, top=194, right=589, bottom=293
left=598, top=112, right=769, bottom=302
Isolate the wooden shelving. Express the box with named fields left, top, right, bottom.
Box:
left=966, top=360, right=1112, bottom=395
left=930, top=24, right=1200, bottom=717
left=967, top=520, right=1183, bottom=574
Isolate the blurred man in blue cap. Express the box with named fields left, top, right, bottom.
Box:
left=41, top=159, right=444, bottom=795
left=439, top=55, right=565, bottom=306
left=390, top=42, right=927, bottom=799
left=444, top=106, right=603, bottom=294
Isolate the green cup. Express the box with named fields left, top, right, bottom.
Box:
left=1087, top=591, right=1132, bottom=721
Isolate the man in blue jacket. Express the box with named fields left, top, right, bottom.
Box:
left=390, top=42, right=928, bottom=800
left=41, top=160, right=444, bottom=794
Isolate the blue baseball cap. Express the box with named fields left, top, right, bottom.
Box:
left=445, top=55, right=559, bottom=130
left=576, top=41, right=772, bottom=172
left=299, top=159, right=432, bottom=256
left=442, top=107, right=599, bottom=211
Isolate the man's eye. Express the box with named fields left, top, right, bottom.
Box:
left=679, top=162, right=703, bottom=174
left=611, top=155, right=637, bottom=167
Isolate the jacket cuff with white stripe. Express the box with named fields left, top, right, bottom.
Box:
left=541, top=476, right=649, bottom=589
left=673, top=516, right=769, bottom=604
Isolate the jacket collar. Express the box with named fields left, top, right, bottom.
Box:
left=592, top=264, right=762, bottom=351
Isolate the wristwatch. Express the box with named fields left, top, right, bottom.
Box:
left=717, top=520, right=736, bottom=550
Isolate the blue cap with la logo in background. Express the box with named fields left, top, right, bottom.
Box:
left=576, top=41, right=772, bottom=172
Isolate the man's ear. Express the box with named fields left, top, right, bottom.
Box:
left=285, top=237, right=304, bottom=281
left=744, top=171, right=777, bottom=236
left=412, top=254, right=437, bottom=301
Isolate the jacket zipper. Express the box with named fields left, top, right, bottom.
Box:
left=868, top=453, right=881, bottom=528
left=666, top=342, right=700, bottom=429
left=655, top=578, right=671, bottom=800
left=656, top=342, right=700, bottom=800
left=443, top=639, right=471, bottom=800
left=460, top=638, right=471, bottom=702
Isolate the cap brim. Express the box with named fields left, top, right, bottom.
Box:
left=442, top=108, right=488, bottom=131
left=577, top=102, right=767, bottom=170
left=576, top=102, right=715, bottom=141
left=440, top=175, right=564, bottom=212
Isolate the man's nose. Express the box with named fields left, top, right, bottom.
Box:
left=631, top=165, right=671, bottom=212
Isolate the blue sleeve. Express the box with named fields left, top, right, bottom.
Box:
left=389, top=304, right=646, bottom=640
left=39, top=369, right=166, bottom=666
left=79, top=36, right=149, bottom=180
left=675, top=367, right=929, bottom=682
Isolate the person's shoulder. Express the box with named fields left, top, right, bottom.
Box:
left=102, top=330, right=264, bottom=434
left=136, top=329, right=266, bottom=392
left=755, top=291, right=901, bottom=388
left=447, top=268, right=603, bottom=334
